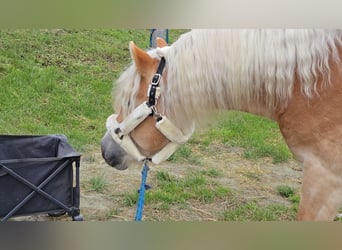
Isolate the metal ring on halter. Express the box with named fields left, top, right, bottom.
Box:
left=151, top=105, right=162, bottom=120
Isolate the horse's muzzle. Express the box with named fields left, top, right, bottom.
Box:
left=100, top=132, right=128, bottom=170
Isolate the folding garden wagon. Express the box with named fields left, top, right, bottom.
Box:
left=0, top=134, right=83, bottom=221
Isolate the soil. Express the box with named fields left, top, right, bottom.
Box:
left=10, top=143, right=302, bottom=221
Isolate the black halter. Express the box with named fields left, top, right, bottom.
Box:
left=147, top=57, right=166, bottom=107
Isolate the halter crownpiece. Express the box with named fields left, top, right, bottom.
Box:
left=106, top=57, right=195, bottom=164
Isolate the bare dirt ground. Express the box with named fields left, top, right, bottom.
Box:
left=12, top=143, right=302, bottom=221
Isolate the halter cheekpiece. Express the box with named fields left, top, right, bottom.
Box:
left=106, top=57, right=194, bottom=164
left=147, top=57, right=165, bottom=107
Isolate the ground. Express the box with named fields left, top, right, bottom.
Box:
left=10, top=143, right=302, bottom=221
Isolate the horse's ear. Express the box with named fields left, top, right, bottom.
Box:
left=129, top=41, right=154, bottom=76
left=156, top=37, right=168, bottom=48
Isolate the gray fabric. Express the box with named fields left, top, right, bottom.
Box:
left=0, top=134, right=80, bottom=161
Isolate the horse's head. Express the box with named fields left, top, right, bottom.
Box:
left=101, top=38, right=192, bottom=170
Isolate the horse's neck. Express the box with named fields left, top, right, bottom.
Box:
left=165, top=29, right=341, bottom=123
left=164, top=42, right=276, bottom=122
left=163, top=66, right=278, bottom=132
left=171, top=63, right=277, bottom=121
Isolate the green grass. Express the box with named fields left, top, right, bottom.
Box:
left=123, top=170, right=233, bottom=211
left=277, top=185, right=296, bottom=198
left=277, top=184, right=300, bottom=211
left=167, top=144, right=202, bottom=165
left=122, top=170, right=299, bottom=221
left=221, top=202, right=297, bottom=221
left=0, top=29, right=187, bottom=151
left=196, top=111, right=292, bottom=163
left=89, top=175, right=106, bottom=193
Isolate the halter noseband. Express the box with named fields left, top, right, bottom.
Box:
left=106, top=57, right=194, bottom=164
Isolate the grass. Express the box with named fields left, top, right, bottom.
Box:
left=0, top=29, right=186, bottom=151
left=89, top=175, right=106, bottom=193
left=195, top=111, right=292, bottom=163
left=215, top=184, right=299, bottom=221
left=277, top=185, right=296, bottom=198
left=168, top=112, right=292, bottom=164
left=121, top=169, right=299, bottom=221
left=167, top=144, right=203, bottom=165
left=1, top=29, right=117, bottom=150
left=277, top=185, right=300, bottom=211
left=221, top=202, right=297, bottom=221
left=123, top=170, right=233, bottom=211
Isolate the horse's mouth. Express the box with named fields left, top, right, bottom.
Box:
left=104, top=156, right=128, bottom=170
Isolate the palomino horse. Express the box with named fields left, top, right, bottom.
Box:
left=101, top=29, right=342, bottom=221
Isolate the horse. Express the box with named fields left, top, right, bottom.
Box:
left=101, top=29, right=342, bottom=221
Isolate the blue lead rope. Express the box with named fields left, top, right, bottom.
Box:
left=135, top=161, right=150, bottom=221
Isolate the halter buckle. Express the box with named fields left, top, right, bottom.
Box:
left=151, top=74, right=161, bottom=86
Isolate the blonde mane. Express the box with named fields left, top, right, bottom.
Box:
left=115, top=29, right=342, bottom=131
